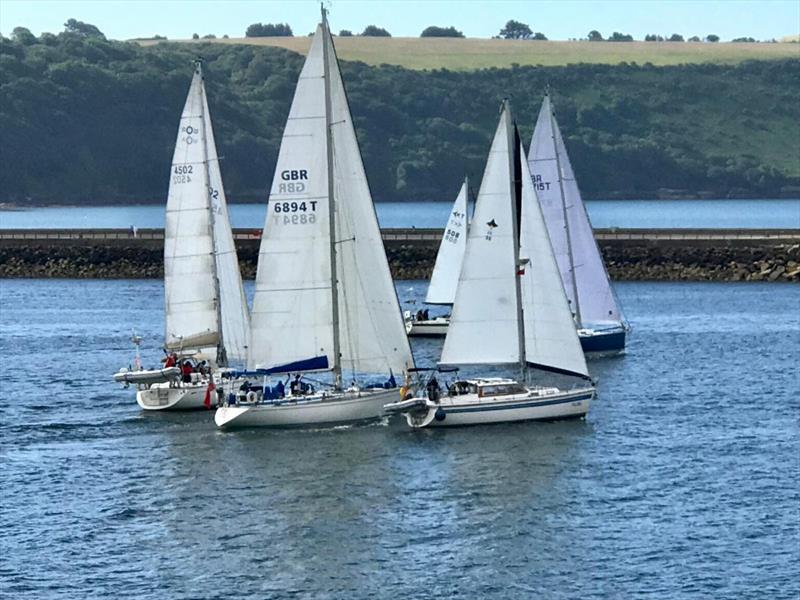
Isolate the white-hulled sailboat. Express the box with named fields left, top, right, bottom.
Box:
left=528, top=93, right=628, bottom=356
left=114, top=60, right=250, bottom=410
left=385, top=100, right=595, bottom=428
left=405, top=178, right=468, bottom=337
left=214, top=10, right=413, bottom=429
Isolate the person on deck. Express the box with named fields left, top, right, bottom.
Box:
left=164, top=352, right=177, bottom=368
left=181, top=360, right=193, bottom=383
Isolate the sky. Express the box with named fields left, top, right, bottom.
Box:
left=1, top=0, right=798, bottom=41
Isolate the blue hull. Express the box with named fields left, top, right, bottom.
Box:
left=579, top=328, right=626, bottom=355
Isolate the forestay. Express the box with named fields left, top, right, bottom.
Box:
left=518, top=142, right=589, bottom=378
left=528, top=95, right=625, bottom=327
left=201, top=85, right=251, bottom=361
left=440, top=109, right=519, bottom=366
left=425, top=180, right=469, bottom=305
left=164, top=68, right=218, bottom=350
left=248, top=25, right=413, bottom=377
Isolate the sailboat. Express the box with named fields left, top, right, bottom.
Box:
left=385, top=100, right=595, bottom=428
left=214, top=10, right=413, bottom=429
left=114, top=60, right=250, bottom=410
left=405, top=178, right=468, bottom=337
left=528, top=92, right=628, bottom=355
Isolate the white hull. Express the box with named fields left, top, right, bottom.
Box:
left=136, top=382, right=211, bottom=411
left=405, top=317, right=449, bottom=337
left=390, top=387, right=594, bottom=428
left=215, top=387, right=399, bottom=429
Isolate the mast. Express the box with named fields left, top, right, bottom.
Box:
left=320, top=7, right=342, bottom=388
left=548, top=92, right=582, bottom=328
left=197, top=58, right=227, bottom=367
left=503, top=100, right=527, bottom=380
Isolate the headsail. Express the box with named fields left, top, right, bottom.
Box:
left=519, top=141, right=590, bottom=379
left=425, top=179, right=469, bottom=305
left=164, top=66, right=218, bottom=352
left=248, top=22, right=413, bottom=377
left=440, top=105, right=520, bottom=366
left=528, top=94, right=626, bottom=328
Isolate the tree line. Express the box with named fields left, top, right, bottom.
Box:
left=1, top=24, right=798, bottom=205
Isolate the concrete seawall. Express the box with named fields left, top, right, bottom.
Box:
left=1, top=228, right=798, bottom=282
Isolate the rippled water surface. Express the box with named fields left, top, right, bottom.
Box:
left=1, top=280, right=798, bottom=599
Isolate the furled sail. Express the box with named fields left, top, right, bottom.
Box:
left=425, top=180, right=469, bottom=305
left=528, top=94, right=626, bottom=328
left=248, top=24, right=413, bottom=377
left=518, top=141, right=590, bottom=379
left=164, top=68, right=218, bottom=350
left=201, top=82, right=251, bottom=361
left=440, top=106, right=520, bottom=366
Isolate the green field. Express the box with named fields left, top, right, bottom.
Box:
left=139, top=36, right=800, bottom=70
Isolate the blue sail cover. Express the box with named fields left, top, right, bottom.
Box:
left=222, top=355, right=330, bottom=378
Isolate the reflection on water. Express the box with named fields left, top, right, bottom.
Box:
left=1, top=279, right=798, bottom=598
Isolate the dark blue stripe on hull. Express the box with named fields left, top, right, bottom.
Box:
left=579, top=329, right=626, bottom=353
left=445, top=393, right=594, bottom=414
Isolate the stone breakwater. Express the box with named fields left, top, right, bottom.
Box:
left=1, top=240, right=798, bottom=282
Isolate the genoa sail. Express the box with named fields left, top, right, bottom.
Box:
left=440, top=107, right=520, bottom=366
left=248, top=24, right=413, bottom=378
left=528, top=94, right=626, bottom=329
left=425, top=179, right=469, bottom=305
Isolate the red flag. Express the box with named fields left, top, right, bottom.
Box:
left=517, top=268, right=525, bottom=276
left=204, top=380, right=216, bottom=409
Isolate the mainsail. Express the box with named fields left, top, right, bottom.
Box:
left=164, top=63, right=250, bottom=363
left=441, top=101, right=589, bottom=381
left=528, top=94, right=626, bottom=328
left=425, top=179, right=469, bottom=305
left=248, top=22, right=413, bottom=378
left=164, top=67, right=218, bottom=353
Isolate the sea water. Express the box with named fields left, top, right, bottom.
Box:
left=1, top=198, right=799, bottom=230
left=0, top=280, right=798, bottom=598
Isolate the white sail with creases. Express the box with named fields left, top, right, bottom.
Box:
left=519, top=141, right=590, bottom=378
left=440, top=109, right=519, bottom=366
left=201, top=84, right=250, bottom=361
left=164, top=68, right=218, bottom=352
left=528, top=94, right=625, bottom=328
left=326, top=30, right=413, bottom=376
left=248, top=25, right=413, bottom=377
left=425, top=180, right=469, bottom=305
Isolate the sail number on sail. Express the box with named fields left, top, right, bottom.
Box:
left=172, top=164, right=193, bottom=184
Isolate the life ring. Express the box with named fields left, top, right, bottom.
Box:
left=399, top=385, right=408, bottom=399
left=246, top=390, right=258, bottom=404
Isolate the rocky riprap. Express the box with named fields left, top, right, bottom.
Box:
left=0, top=242, right=798, bottom=282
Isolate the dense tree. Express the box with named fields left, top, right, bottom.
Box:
left=588, top=30, right=603, bottom=41
left=705, top=34, right=720, bottom=42
left=668, top=34, right=684, bottom=42
left=0, top=31, right=797, bottom=203
left=420, top=26, right=464, bottom=38
left=688, top=36, right=701, bottom=42
left=644, top=34, right=665, bottom=42
left=499, top=20, right=533, bottom=40
left=338, top=30, right=353, bottom=37
left=608, top=32, right=634, bottom=42
left=532, top=32, right=548, bottom=40
left=245, top=23, right=293, bottom=37
left=192, top=33, right=200, bottom=40
left=63, top=18, right=105, bottom=39
left=732, top=37, right=757, bottom=43
left=361, top=25, right=391, bottom=37
left=11, top=26, right=36, bottom=45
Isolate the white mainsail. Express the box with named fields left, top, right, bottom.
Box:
left=248, top=24, right=413, bottom=377
left=528, top=94, right=625, bottom=328
left=164, top=68, right=218, bottom=352
left=440, top=107, right=520, bottom=366
left=201, top=80, right=251, bottom=361
left=519, top=141, right=589, bottom=378
left=425, top=179, right=469, bottom=305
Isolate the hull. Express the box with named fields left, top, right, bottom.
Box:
left=578, top=327, right=626, bottom=357
left=395, top=388, right=594, bottom=429
left=136, top=382, right=211, bottom=411
left=215, top=388, right=398, bottom=429
left=405, top=317, right=449, bottom=337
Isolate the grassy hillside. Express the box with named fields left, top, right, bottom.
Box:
left=138, top=37, right=800, bottom=70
